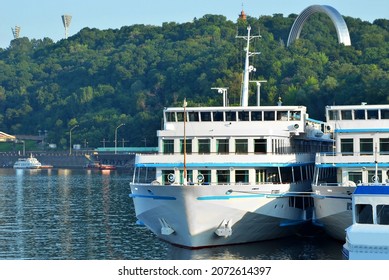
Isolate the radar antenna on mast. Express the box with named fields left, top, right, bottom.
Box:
left=236, top=26, right=261, bottom=107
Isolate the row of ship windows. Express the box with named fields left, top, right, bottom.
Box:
left=340, top=138, right=389, bottom=154
left=328, top=109, right=389, bottom=121
left=356, top=204, right=389, bottom=225
left=162, top=138, right=333, bottom=154
left=161, top=166, right=314, bottom=185
left=163, top=138, right=267, bottom=154
left=347, top=170, right=389, bottom=184
left=165, top=110, right=302, bottom=122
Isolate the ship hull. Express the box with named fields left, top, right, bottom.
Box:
left=312, top=186, right=354, bottom=240
left=130, top=182, right=311, bottom=248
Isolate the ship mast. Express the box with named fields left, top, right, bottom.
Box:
left=237, top=26, right=261, bottom=107
left=183, top=98, right=187, bottom=185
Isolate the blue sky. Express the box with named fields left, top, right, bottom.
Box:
left=0, top=0, right=388, bottom=49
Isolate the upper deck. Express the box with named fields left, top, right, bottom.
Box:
left=325, top=104, right=389, bottom=132
left=319, top=104, right=389, bottom=156
left=159, top=105, right=315, bottom=138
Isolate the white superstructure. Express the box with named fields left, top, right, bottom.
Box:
left=343, top=183, right=389, bottom=260
left=312, top=104, right=389, bottom=240
left=129, top=27, right=333, bottom=248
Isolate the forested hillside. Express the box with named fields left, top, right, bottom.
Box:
left=0, top=13, right=388, bottom=148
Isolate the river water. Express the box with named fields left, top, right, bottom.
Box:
left=0, top=168, right=343, bottom=260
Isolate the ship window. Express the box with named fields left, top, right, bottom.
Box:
left=293, top=166, right=302, bottom=182
left=177, top=112, right=185, bottom=122
left=354, top=109, right=365, bottom=120
left=188, top=112, right=199, bottom=122
left=367, top=110, right=378, bottom=119
left=163, top=140, right=174, bottom=154
left=277, top=111, right=288, bottom=121
left=360, top=138, right=373, bottom=155
left=213, top=111, right=224, bottom=121
left=165, top=112, right=176, bottom=122
left=251, top=111, right=262, bottom=121
left=377, top=205, right=389, bottom=225
left=291, top=111, right=301, bottom=121
left=341, top=110, right=352, bottom=120
left=181, top=170, right=193, bottom=184
left=254, top=139, right=267, bottom=153
left=188, top=170, right=193, bottom=183
left=238, top=111, right=250, bottom=121
left=198, top=170, right=211, bottom=184
left=200, top=111, right=212, bottom=121
left=256, top=169, right=266, bottom=183
left=328, top=110, right=339, bottom=121
left=217, top=170, right=230, bottom=184
left=341, top=138, right=353, bottom=155
left=180, top=139, right=192, bottom=154
left=266, top=171, right=279, bottom=183
left=235, top=170, right=249, bottom=184
left=368, top=170, right=382, bottom=183
left=225, top=111, right=236, bottom=121
left=235, top=139, right=248, bottom=154
left=355, top=204, right=373, bottom=224
left=162, top=170, right=175, bottom=185
left=198, top=139, right=210, bottom=154
left=380, top=138, right=389, bottom=155
left=217, top=139, right=229, bottom=154
left=264, top=111, right=275, bottom=121
left=381, top=109, right=389, bottom=119
left=348, top=172, right=362, bottom=184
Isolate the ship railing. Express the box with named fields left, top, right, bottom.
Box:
left=315, top=151, right=389, bottom=164
left=138, top=151, right=315, bottom=156
left=315, top=182, right=345, bottom=187
left=132, top=175, right=309, bottom=186
left=135, top=152, right=314, bottom=165
left=314, top=182, right=362, bottom=188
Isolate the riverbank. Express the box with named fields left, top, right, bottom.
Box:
left=0, top=151, right=135, bottom=169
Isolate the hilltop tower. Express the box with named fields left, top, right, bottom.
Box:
left=61, top=14, right=72, bottom=39
left=239, top=9, right=247, bottom=21
left=11, top=26, right=21, bottom=39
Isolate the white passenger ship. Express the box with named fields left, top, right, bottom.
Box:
left=312, top=104, right=389, bottom=240
left=13, top=154, right=42, bottom=169
left=129, top=27, right=333, bottom=248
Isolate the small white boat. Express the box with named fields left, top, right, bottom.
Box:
left=13, top=154, right=42, bottom=169
left=343, top=182, right=389, bottom=260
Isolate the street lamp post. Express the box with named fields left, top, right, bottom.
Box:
left=69, top=125, right=79, bottom=155
left=115, top=123, right=125, bottom=154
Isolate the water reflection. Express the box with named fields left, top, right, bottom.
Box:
left=166, top=233, right=343, bottom=260
left=0, top=168, right=343, bottom=260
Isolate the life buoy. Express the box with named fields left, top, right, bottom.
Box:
left=168, top=173, right=175, bottom=183
left=197, top=174, right=204, bottom=184
left=371, top=175, right=379, bottom=183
